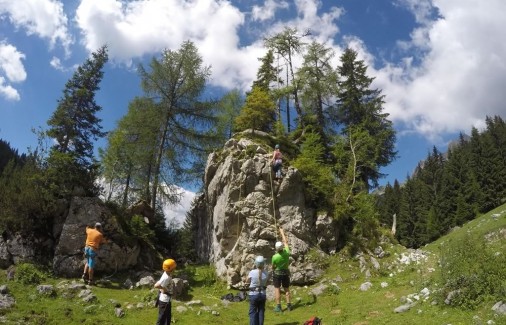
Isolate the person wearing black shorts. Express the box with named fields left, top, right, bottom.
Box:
left=271, top=227, right=292, bottom=312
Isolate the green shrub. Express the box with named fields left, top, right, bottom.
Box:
left=291, top=132, right=335, bottom=207
left=128, top=214, right=155, bottom=242
left=306, top=248, right=330, bottom=270
left=437, top=233, right=506, bottom=309
left=141, top=289, right=158, bottom=303
left=197, top=265, right=218, bottom=287
left=15, top=263, right=46, bottom=285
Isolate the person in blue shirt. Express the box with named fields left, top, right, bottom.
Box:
left=245, top=255, right=270, bottom=325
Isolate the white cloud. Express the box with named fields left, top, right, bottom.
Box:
left=72, top=0, right=505, bottom=141
left=50, top=56, right=64, bottom=71
left=252, top=0, right=289, bottom=21
left=0, top=76, right=19, bottom=101
left=0, top=0, right=73, bottom=55
left=0, top=41, right=26, bottom=101
left=373, top=0, right=506, bottom=139
left=75, top=0, right=262, bottom=90
left=162, top=188, right=196, bottom=228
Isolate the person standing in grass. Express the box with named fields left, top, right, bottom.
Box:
left=245, top=255, right=270, bottom=325
left=82, top=222, right=106, bottom=285
left=154, top=259, right=176, bottom=325
left=272, top=227, right=292, bottom=312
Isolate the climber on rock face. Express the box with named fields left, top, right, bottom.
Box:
left=272, top=227, right=292, bottom=312
left=271, top=144, right=283, bottom=179
left=82, top=222, right=107, bottom=285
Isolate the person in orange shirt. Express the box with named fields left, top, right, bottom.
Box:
left=82, top=222, right=106, bottom=285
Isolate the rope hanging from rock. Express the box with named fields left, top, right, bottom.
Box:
left=269, top=166, right=279, bottom=241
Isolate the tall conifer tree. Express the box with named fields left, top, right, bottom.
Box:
left=335, top=48, right=396, bottom=190
left=46, top=46, right=108, bottom=196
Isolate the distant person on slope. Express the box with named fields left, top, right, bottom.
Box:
left=154, top=259, right=177, bottom=325
left=82, top=222, right=107, bottom=285
left=272, top=227, right=292, bottom=312
left=245, top=255, right=270, bottom=325
left=271, top=144, right=283, bottom=179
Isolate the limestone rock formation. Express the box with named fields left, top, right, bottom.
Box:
left=189, top=133, right=337, bottom=287
left=53, top=197, right=141, bottom=277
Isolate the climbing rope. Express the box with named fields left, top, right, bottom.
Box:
left=269, top=165, right=279, bottom=241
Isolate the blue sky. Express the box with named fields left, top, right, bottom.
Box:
left=1, top=0, right=505, bottom=223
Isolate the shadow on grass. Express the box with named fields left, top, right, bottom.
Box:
left=296, top=293, right=317, bottom=309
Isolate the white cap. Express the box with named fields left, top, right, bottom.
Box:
left=275, top=241, right=283, bottom=250
left=95, top=222, right=102, bottom=228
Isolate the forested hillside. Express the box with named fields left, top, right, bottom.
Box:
left=377, top=116, right=506, bottom=248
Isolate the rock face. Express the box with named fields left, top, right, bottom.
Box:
left=0, top=233, right=54, bottom=268
left=53, top=197, right=141, bottom=277
left=189, top=134, right=337, bottom=287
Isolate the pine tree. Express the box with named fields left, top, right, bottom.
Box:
left=377, top=180, right=401, bottom=228
left=234, top=86, right=276, bottom=133
left=297, top=41, right=338, bottom=143
left=264, top=27, right=308, bottom=130
left=136, top=41, right=217, bottom=210
left=335, top=48, right=396, bottom=190
left=397, top=176, right=430, bottom=247
left=45, top=45, right=108, bottom=196
left=100, top=97, right=161, bottom=206
left=484, top=115, right=506, bottom=202
left=252, top=49, right=279, bottom=92
left=216, top=89, right=244, bottom=141
left=469, top=127, right=502, bottom=211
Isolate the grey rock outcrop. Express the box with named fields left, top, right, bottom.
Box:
left=189, top=134, right=337, bottom=287
left=53, top=197, right=141, bottom=277
left=0, top=233, right=54, bottom=267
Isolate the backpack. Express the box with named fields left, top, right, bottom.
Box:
left=304, top=316, right=322, bottom=325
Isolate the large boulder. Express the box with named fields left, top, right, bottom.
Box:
left=189, top=135, right=336, bottom=287
left=53, top=197, right=141, bottom=277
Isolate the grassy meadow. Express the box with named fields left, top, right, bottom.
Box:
left=0, top=204, right=505, bottom=325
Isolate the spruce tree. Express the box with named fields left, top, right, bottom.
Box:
left=45, top=45, right=108, bottom=196
left=335, top=48, right=396, bottom=190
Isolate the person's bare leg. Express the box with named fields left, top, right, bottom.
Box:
left=274, top=287, right=282, bottom=311
left=88, top=268, right=94, bottom=284
left=285, top=287, right=292, bottom=310
left=82, top=263, right=88, bottom=282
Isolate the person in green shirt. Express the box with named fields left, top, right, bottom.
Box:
left=271, top=227, right=292, bottom=312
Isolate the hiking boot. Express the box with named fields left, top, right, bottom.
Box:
left=81, top=274, right=88, bottom=284
left=274, top=305, right=282, bottom=313
left=287, top=303, right=293, bottom=311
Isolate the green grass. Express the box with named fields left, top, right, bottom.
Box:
left=1, top=205, right=505, bottom=324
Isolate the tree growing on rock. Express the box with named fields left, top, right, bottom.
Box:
left=234, top=86, right=276, bottom=133
left=45, top=45, right=109, bottom=197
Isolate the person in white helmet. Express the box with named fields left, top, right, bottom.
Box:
left=271, top=227, right=291, bottom=312
left=154, top=258, right=176, bottom=325
left=245, top=255, right=270, bottom=325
